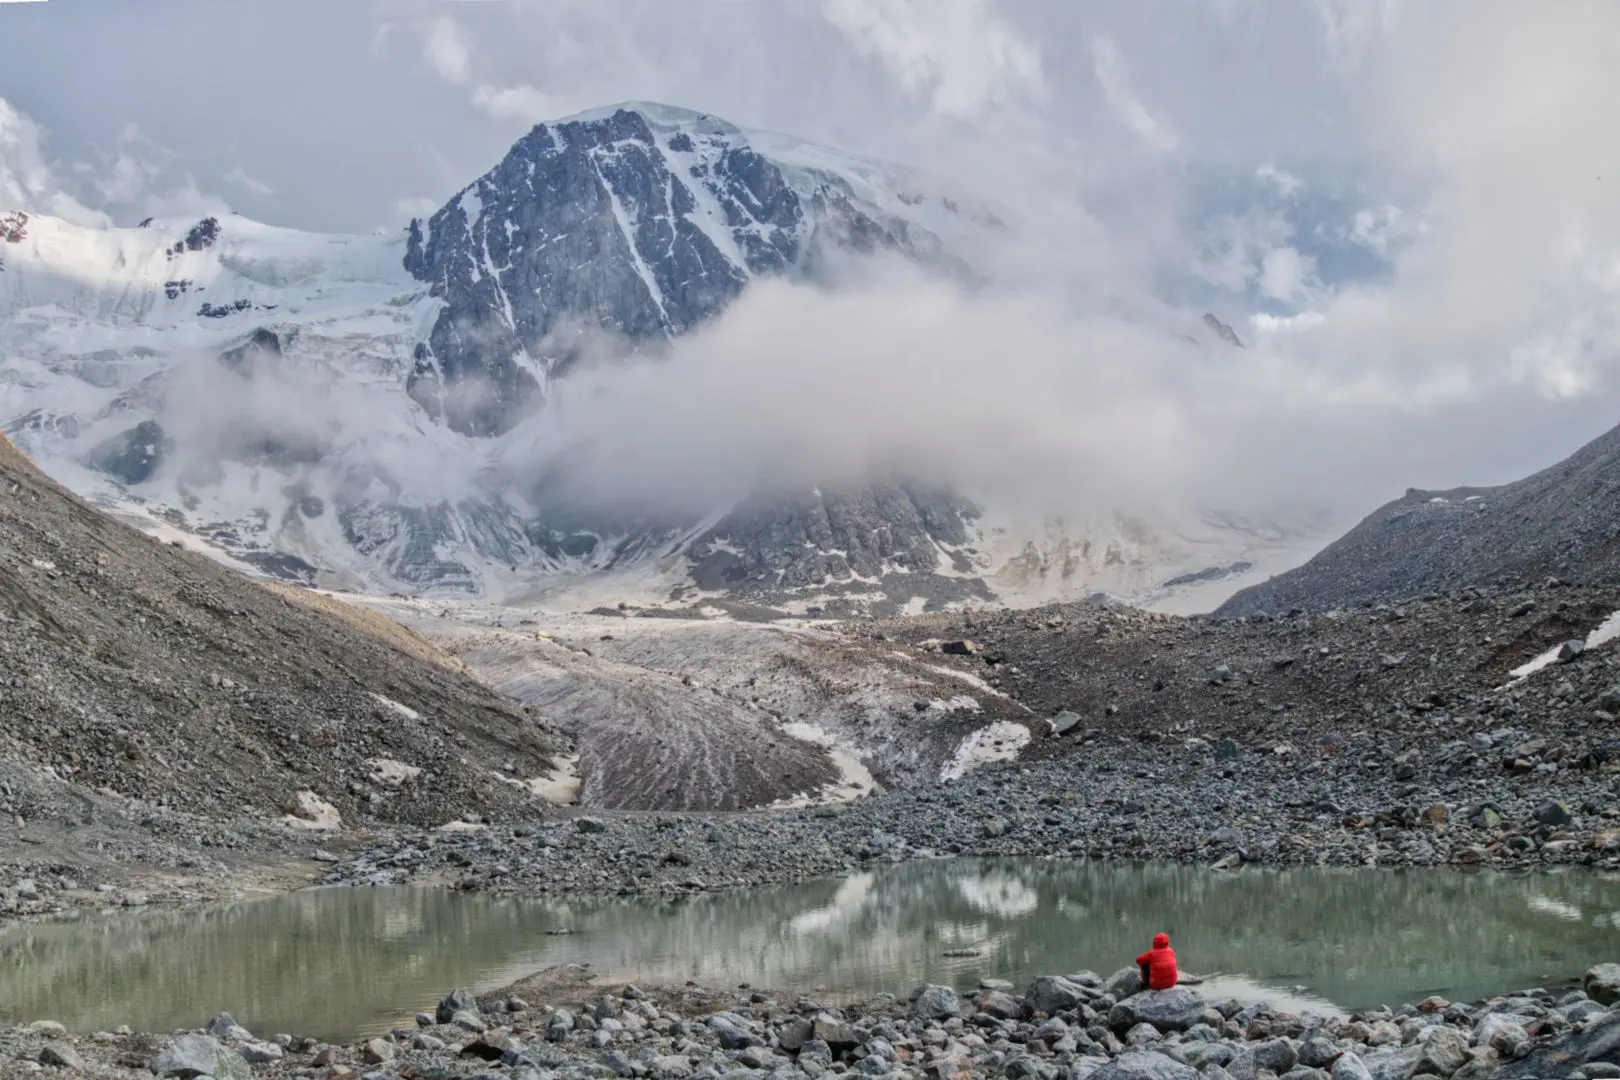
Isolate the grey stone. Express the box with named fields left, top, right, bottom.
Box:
left=1089, top=1051, right=1201, bottom=1080
left=1535, top=800, right=1574, bottom=827
left=38, top=1044, right=84, bottom=1071
left=1104, top=968, right=1146, bottom=1001
left=152, top=1034, right=224, bottom=1078
left=1330, top=1053, right=1374, bottom=1080
left=812, top=1014, right=858, bottom=1048
left=777, top=1016, right=814, bottom=1052
left=1109, top=989, right=1207, bottom=1034
left=1410, top=1026, right=1468, bottom=1077
left=911, top=985, right=962, bottom=1021
left=1227, top=1038, right=1299, bottom=1080
left=438, top=988, right=477, bottom=1024
left=980, top=990, right=1024, bottom=1019
left=239, top=1042, right=284, bottom=1064
left=1028, top=976, right=1093, bottom=1015
left=708, top=1012, right=763, bottom=1049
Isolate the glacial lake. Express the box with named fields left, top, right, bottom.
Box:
left=2, top=859, right=1618, bottom=1042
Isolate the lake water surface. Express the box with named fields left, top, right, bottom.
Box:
left=3, top=859, right=1618, bottom=1042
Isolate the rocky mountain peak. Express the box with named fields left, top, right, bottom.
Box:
left=402, top=102, right=971, bottom=437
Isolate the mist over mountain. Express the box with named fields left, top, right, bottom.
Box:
left=0, top=103, right=1323, bottom=616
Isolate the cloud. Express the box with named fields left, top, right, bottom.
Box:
left=470, top=83, right=575, bottom=124
left=1089, top=35, right=1177, bottom=153
left=423, top=15, right=473, bottom=84
left=394, top=195, right=442, bottom=220
left=819, top=0, right=1045, bottom=118
left=0, top=97, right=109, bottom=226
left=224, top=166, right=275, bottom=197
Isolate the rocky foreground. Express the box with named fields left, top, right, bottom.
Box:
left=9, top=963, right=1620, bottom=1080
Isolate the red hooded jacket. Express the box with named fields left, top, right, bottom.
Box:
left=1136, top=933, right=1178, bottom=990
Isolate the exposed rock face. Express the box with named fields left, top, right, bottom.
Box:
left=1219, top=419, right=1620, bottom=615
left=402, top=103, right=968, bottom=437
left=87, top=419, right=168, bottom=485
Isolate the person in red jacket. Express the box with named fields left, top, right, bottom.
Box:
left=1136, top=932, right=1179, bottom=990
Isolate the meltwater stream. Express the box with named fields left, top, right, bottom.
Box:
left=3, top=860, right=1620, bottom=1043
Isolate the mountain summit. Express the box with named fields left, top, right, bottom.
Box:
left=402, top=102, right=990, bottom=436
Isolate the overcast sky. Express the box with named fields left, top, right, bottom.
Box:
left=6, top=0, right=1620, bottom=517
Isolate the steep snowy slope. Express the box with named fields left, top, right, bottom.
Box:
left=0, top=104, right=1324, bottom=614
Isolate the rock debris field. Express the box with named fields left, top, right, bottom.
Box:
left=9, top=961, right=1620, bottom=1079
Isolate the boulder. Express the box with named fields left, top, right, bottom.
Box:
left=1536, top=800, right=1574, bottom=827
left=708, top=1011, right=763, bottom=1049
left=912, top=984, right=962, bottom=1020
left=1409, top=1025, right=1468, bottom=1077
left=1027, top=976, right=1092, bottom=1014
left=1104, top=967, right=1145, bottom=1000
left=1474, top=1014, right=1530, bottom=1055
left=437, top=988, right=477, bottom=1023
left=813, top=1013, right=859, bottom=1048
left=1110, top=988, right=1206, bottom=1034
left=1588, top=965, right=1620, bottom=1006
left=362, top=1037, right=394, bottom=1064
left=37, top=1044, right=85, bottom=1071
left=1226, top=1038, right=1299, bottom=1079
left=778, top=1016, right=815, bottom=1052
left=151, top=1034, right=224, bottom=1078
left=1299, top=1036, right=1341, bottom=1069
left=980, top=990, right=1024, bottom=1019
left=1329, top=1053, right=1373, bottom=1080
left=205, top=1012, right=254, bottom=1044
left=1089, top=1050, right=1201, bottom=1080
left=462, top=1031, right=518, bottom=1061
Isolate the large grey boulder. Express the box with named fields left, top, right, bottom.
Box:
left=1330, top=1052, right=1373, bottom=1080
left=1474, top=1014, right=1530, bottom=1055
left=1089, top=1051, right=1201, bottom=1080
left=1226, top=1038, right=1299, bottom=1080
left=707, top=1012, right=763, bottom=1049
left=1027, top=976, right=1092, bottom=1015
left=911, top=985, right=963, bottom=1021
left=1109, top=988, right=1206, bottom=1034
left=437, top=988, right=477, bottom=1023
left=1409, top=1025, right=1469, bottom=1077
left=150, top=1034, right=250, bottom=1080
left=1104, top=967, right=1146, bottom=1000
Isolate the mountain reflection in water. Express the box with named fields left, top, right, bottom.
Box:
left=1, top=860, right=1616, bottom=1042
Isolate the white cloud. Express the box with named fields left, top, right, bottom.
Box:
left=1255, top=163, right=1303, bottom=199
left=423, top=15, right=473, bottom=85
left=1089, top=35, right=1177, bottom=153
left=0, top=97, right=108, bottom=226
left=393, top=195, right=442, bottom=220
left=471, top=83, right=574, bottom=124
left=1258, top=246, right=1316, bottom=304
left=819, top=0, right=1045, bottom=118
left=224, top=166, right=275, bottom=197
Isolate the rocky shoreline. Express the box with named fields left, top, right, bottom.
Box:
left=7, top=962, right=1620, bottom=1080
left=7, top=720, right=1620, bottom=920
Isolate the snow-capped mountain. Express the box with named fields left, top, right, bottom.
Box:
left=0, top=103, right=1326, bottom=614
left=403, top=102, right=992, bottom=437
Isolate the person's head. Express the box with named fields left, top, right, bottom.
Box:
left=1153, top=932, right=1170, bottom=949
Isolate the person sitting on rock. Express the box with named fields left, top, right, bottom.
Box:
left=1136, top=932, right=1179, bottom=990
